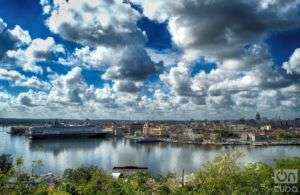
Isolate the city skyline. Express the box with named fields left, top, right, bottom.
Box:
left=0, top=0, right=300, bottom=120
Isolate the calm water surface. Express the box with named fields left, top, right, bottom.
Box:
left=0, top=126, right=299, bottom=175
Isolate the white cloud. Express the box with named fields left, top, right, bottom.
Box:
left=40, top=0, right=52, bottom=14
left=0, top=18, right=7, bottom=33
left=0, top=19, right=32, bottom=58
left=42, top=0, right=162, bottom=93
left=48, top=66, right=88, bottom=104
left=0, top=68, right=51, bottom=90
left=58, top=46, right=109, bottom=68
left=147, top=48, right=180, bottom=67
left=6, top=37, right=64, bottom=74
left=0, top=91, right=11, bottom=114
left=283, top=48, right=300, bottom=74
left=8, top=25, right=32, bottom=46
left=132, top=0, right=300, bottom=113
left=112, top=80, right=142, bottom=93
left=44, top=0, right=143, bottom=47
left=1, top=1, right=300, bottom=119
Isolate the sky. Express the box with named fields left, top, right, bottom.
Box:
left=0, top=0, right=300, bottom=120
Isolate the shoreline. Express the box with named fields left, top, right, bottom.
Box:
left=124, top=135, right=300, bottom=146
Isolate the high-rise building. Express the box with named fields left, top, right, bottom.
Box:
left=256, top=112, right=261, bottom=121
left=294, top=118, right=300, bottom=127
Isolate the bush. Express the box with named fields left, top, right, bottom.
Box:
left=1, top=152, right=299, bottom=194
left=0, top=154, right=13, bottom=173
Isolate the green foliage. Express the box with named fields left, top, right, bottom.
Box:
left=238, top=163, right=275, bottom=194
left=0, top=152, right=299, bottom=195
left=0, top=153, right=13, bottom=173
left=191, top=150, right=243, bottom=194
left=275, top=157, right=300, bottom=170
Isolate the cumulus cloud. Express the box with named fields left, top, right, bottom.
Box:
left=58, top=46, right=107, bottom=69
left=61, top=45, right=163, bottom=82
left=2, top=1, right=300, bottom=119
left=43, top=0, right=162, bottom=93
left=147, top=48, right=180, bottom=67
left=8, top=25, right=32, bottom=46
left=40, top=0, right=52, bottom=14
left=0, top=18, right=32, bottom=58
left=283, top=48, right=300, bottom=74
left=47, top=67, right=88, bottom=104
left=130, top=0, right=300, bottom=113
left=0, top=18, right=7, bottom=33
left=0, top=68, right=51, bottom=90
left=0, top=91, right=11, bottom=115
left=135, top=0, right=300, bottom=62
left=0, top=17, right=63, bottom=74
left=112, top=80, right=142, bottom=93
left=6, top=37, right=64, bottom=74
left=160, top=62, right=195, bottom=97
left=18, top=93, right=36, bottom=107
left=44, top=0, right=144, bottom=47
left=101, top=46, right=163, bottom=81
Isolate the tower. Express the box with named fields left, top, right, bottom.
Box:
left=256, top=112, right=261, bottom=121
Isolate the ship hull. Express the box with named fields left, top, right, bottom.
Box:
left=28, top=126, right=110, bottom=139
left=29, top=133, right=108, bottom=140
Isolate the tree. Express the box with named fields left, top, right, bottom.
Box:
left=0, top=154, right=13, bottom=173
left=191, top=150, right=243, bottom=194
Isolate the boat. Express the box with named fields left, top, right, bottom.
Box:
left=26, top=122, right=110, bottom=139
left=125, top=135, right=160, bottom=143
left=252, top=142, right=269, bottom=146
left=135, top=137, right=160, bottom=143
left=9, top=126, right=30, bottom=135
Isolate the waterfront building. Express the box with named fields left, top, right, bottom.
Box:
left=113, top=127, right=123, bottom=137
left=210, top=132, right=221, bottom=143
left=129, top=123, right=144, bottom=135
left=143, top=122, right=166, bottom=137
left=240, top=132, right=249, bottom=141
left=294, top=118, right=300, bottom=127
left=260, top=125, right=272, bottom=131
left=230, top=124, right=247, bottom=131
left=249, top=132, right=268, bottom=142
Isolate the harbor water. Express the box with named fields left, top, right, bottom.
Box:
left=0, top=126, right=299, bottom=176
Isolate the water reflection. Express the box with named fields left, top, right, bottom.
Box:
left=29, top=138, right=104, bottom=156
left=0, top=128, right=299, bottom=176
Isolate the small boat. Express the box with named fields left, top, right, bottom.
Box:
left=135, top=137, right=160, bottom=143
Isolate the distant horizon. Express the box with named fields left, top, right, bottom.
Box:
left=1, top=116, right=299, bottom=121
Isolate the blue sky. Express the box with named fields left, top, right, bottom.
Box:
left=0, top=0, right=299, bottom=119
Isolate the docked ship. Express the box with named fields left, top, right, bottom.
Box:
left=27, top=121, right=110, bottom=139
left=135, top=137, right=160, bottom=143
left=125, top=135, right=160, bottom=143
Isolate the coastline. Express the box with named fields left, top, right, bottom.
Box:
left=125, top=135, right=300, bottom=146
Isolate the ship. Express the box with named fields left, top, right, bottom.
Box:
left=125, top=135, right=160, bottom=143
left=26, top=121, right=110, bottom=139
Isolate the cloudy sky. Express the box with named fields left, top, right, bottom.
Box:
left=0, top=0, right=300, bottom=120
